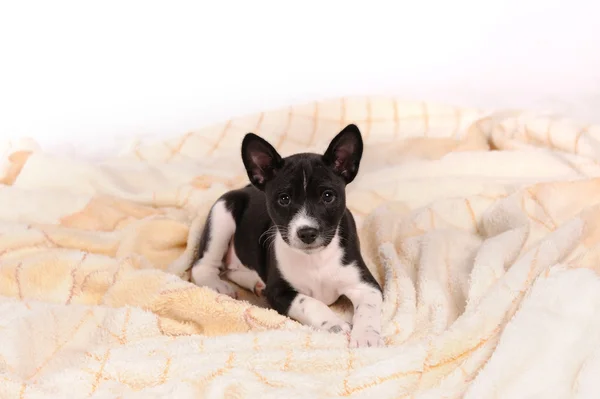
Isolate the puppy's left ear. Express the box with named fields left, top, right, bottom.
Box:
left=241, top=133, right=283, bottom=190
left=323, top=124, right=363, bottom=184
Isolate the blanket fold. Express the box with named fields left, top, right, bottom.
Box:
left=2, top=97, right=600, bottom=398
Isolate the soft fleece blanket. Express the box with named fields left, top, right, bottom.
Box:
left=2, top=97, right=600, bottom=399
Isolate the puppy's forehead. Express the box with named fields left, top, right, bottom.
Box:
left=281, top=154, right=335, bottom=189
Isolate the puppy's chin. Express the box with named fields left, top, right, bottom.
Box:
left=288, top=238, right=326, bottom=254
left=297, top=245, right=325, bottom=254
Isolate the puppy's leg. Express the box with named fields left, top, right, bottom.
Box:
left=190, top=200, right=238, bottom=298
left=223, top=239, right=266, bottom=296
left=289, top=294, right=351, bottom=333
left=267, top=286, right=350, bottom=333
left=288, top=294, right=351, bottom=333
left=225, top=267, right=266, bottom=297
left=343, top=283, right=384, bottom=348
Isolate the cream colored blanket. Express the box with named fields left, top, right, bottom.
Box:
left=2, top=97, right=600, bottom=398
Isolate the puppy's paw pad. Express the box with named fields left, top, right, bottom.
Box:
left=210, top=280, right=238, bottom=299
left=349, top=329, right=384, bottom=348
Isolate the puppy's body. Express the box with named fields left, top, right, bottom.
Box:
left=188, top=125, right=384, bottom=347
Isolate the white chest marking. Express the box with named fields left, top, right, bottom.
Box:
left=274, top=232, right=361, bottom=305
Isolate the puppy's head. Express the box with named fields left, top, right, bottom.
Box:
left=241, top=124, right=363, bottom=252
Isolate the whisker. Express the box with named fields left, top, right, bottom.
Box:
left=259, top=225, right=280, bottom=245
left=260, top=224, right=288, bottom=253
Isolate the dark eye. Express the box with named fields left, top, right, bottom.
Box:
left=321, top=190, right=335, bottom=203
left=278, top=193, right=291, bottom=206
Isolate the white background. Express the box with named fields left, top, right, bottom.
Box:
left=1, top=1, right=599, bottom=158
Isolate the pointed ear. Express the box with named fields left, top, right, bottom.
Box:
left=241, top=133, right=283, bottom=190
left=323, top=124, right=363, bottom=184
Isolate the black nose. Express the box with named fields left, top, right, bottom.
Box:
left=297, top=227, right=318, bottom=244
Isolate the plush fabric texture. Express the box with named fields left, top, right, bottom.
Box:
left=1, top=97, right=600, bottom=398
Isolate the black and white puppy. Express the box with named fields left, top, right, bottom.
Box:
left=188, top=124, right=384, bottom=347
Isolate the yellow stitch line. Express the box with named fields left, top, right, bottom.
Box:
left=94, top=321, right=122, bottom=342
left=341, top=349, right=356, bottom=394
left=28, top=309, right=95, bottom=380
left=120, top=308, right=131, bottom=344
left=65, top=268, right=78, bottom=305
left=66, top=253, right=87, bottom=305
left=527, top=188, right=558, bottom=229
left=111, top=263, right=124, bottom=286
left=159, top=286, right=197, bottom=296
left=453, top=108, right=462, bottom=138
left=525, top=247, right=541, bottom=288
left=166, top=131, right=193, bottom=162
left=369, top=190, right=390, bottom=203
left=15, top=262, right=24, bottom=301
left=476, top=192, right=506, bottom=201
left=252, top=370, right=287, bottom=388
left=39, top=229, right=59, bottom=247
left=434, top=211, right=476, bottom=231
left=393, top=320, right=402, bottom=335
left=422, top=102, right=430, bottom=137
left=255, top=112, right=265, bottom=133
left=545, top=120, right=555, bottom=148
left=521, top=123, right=532, bottom=142
left=393, top=100, right=400, bottom=140
left=80, top=269, right=103, bottom=293
left=156, top=316, right=167, bottom=336
left=134, top=147, right=146, bottom=161
left=89, top=348, right=111, bottom=395
left=206, top=119, right=232, bottom=156
left=364, top=98, right=372, bottom=140
left=341, top=369, right=422, bottom=396
left=282, top=350, right=293, bottom=371
left=426, top=326, right=501, bottom=371
left=444, top=241, right=452, bottom=302
left=464, top=199, right=481, bottom=235
left=275, top=107, right=293, bottom=150
left=340, top=97, right=347, bottom=129
left=0, top=355, right=15, bottom=374
left=308, top=102, right=319, bottom=146
left=159, top=357, right=172, bottom=385
left=198, top=352, right=236, bottom=386
left=428, top=208, right=436, bottom=229
left=525, top=207, right=553, bottom=231
left=520, top=193, right=554, bottom=231
left=181, top=188, right=194, bottom=209
left=283, top=135, right=312, bottom=147
left=19, top=383, right=26, bottom=399
left=304, top=332, right=313, bottom=348
left=293, top=115, right=414, bottom=124
left=574, top=125, right=589, bottom=154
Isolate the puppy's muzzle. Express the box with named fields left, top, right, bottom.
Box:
left=297, top=227, right=318, bottom=244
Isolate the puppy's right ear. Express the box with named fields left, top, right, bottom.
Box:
left=323, top=124, right=363, bottom=184
left=241, top=133, right=283, bottom=190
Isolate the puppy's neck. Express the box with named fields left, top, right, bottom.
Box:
left=274, top=230, right=342, bottom=266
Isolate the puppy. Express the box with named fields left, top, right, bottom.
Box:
left=188, top=124, right=384, bottom=347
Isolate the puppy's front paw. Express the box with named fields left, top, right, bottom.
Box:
left=321, top=320, right=352, bottom=334
left=349, top=327, right=384, bottom=348
left=253, top=280, right=266, bottom=297
left=205, top=278, right=239, bottom=299
left=191, top=267, right=239, bottom=299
